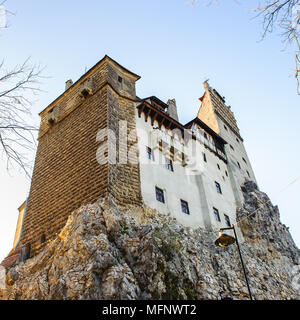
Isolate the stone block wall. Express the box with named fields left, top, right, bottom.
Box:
left=18, top=56, right=142, bottom=257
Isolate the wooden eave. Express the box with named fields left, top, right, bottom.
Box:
left=185, top=117, right=227, bottom=145
left=137, top=101, right=189, bottom=135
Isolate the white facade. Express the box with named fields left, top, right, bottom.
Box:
left=135, top=84, right=257, bottom=234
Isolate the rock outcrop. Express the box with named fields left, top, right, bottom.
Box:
left=0, top=182, right=299, bottom=300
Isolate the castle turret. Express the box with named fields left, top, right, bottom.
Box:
left=197, top=81, right=257, bottom=206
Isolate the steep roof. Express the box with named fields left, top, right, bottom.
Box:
left=200, top=81, right=243, bottom=141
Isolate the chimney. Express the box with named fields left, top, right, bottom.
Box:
left=65, top=79, right=73, bottom=91
left=167, top=99, right=179, bottom=122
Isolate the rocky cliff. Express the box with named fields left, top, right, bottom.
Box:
left=0, top=181, right=299, bottom=300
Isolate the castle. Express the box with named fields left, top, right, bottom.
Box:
left=2, top=55, right=257, bottom=266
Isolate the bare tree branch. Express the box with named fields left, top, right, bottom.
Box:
left=0, top=58, right=43, bottom=177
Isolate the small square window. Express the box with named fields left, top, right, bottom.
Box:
left=146, top=147, right=154, bottom=161
left=213, top=207, right=221, bottom=222
left=224, top=214, right=231, bottom=227
left=155, top=187, right=165, bottom=203
left=181, top=200, right=190, bottom=215
left=81, top=89, right=90, bottom=99
left=215, top=181, right=222, bottom=194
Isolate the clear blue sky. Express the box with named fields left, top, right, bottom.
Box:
left=1, top=0, right=299, bottom=261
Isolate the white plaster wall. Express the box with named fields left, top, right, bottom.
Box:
left=216, top=116, right=257, bottom=207
left=135, top=109, right=240, bottom=232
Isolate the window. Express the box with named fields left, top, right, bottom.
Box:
left=165, top=158, right=173, bottom=172
left=81, top=89, right=90, bottom=99
left=204, top=132, right=208, bottom=140
left=242, top=157, right=247, bottom=164
left=236, top=138, right=240, bottom=143
left=158, top=140, right=163, bottom=151
left=224, top=214, right=231, bottom=227
left=48, top=119, right=55, bottom=127
left=215, top=181, right=222, bottom=194
left=230, top=145, right=234, bottom=151
left=181, top=153, right=186, bottom=165
left=224, top=125, right=228, bottom=131
left=146, top=147, right=154, bottom=161
left=203, top=153, right=207, bottom=163
left=155, top=187, right=165, bottom=203
left=237, top=161, right=241, bottom=169
left=170, top=146, right=175, bottom=160
left=217, top=164, right=220, bottom=170
left=118, top=76, right=123, bottom=89
left=247, top=170, right=250, bottom=178
left=213, top=207, right=221, bottom=222
left=181, top=200, right=190, bottom=215
left=41, top=234, right=46, bottom=244
left=225, top=170, right=228, bottom=177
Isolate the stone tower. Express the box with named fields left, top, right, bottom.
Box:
left=197, top=81, right=257, bottom=206
left=18, top=55, right=142, bottom=257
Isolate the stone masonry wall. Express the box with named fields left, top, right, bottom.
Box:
left=18, top=57, right=142, bottom=257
